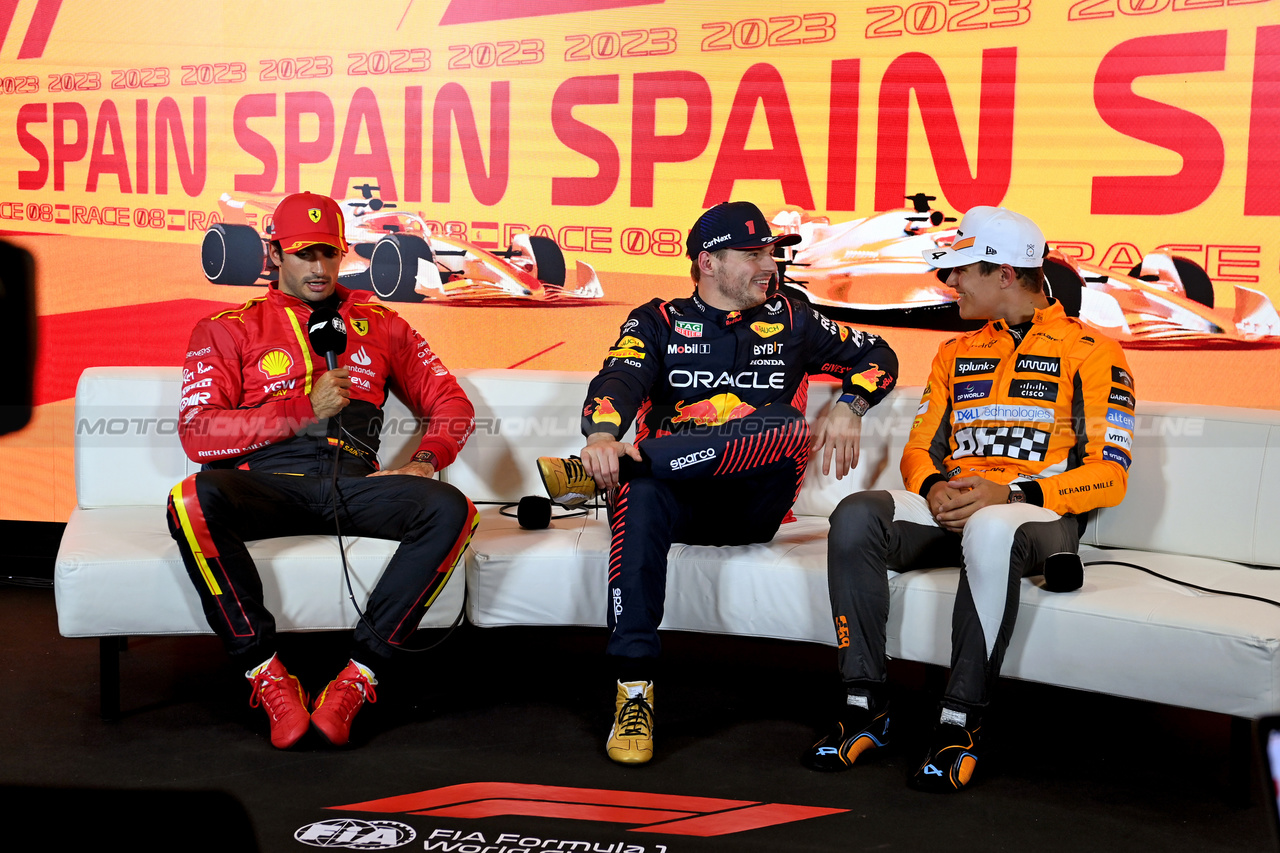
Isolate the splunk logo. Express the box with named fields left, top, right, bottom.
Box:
left=671, top=448, right=716, bottom=470
left=327, top=782, right=847, bottom=837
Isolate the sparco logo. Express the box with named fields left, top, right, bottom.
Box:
left=1014, top=355, right=1061, bottom=377
left=955, top=358, right=1000, bottom=376
left=612, top=587, right=622, bottom=616
left=295, top=819, right=415, bottom=849
left=671, top=448, right=716, bottom=470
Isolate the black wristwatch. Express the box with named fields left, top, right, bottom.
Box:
left=411, top=450, right=438, bottom=469
left=837, top=393, right=870, bottom=417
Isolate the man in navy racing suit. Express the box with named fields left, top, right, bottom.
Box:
left=538, top=201, right=899, bottom=765
left=167, top=192, right=478, bottom=749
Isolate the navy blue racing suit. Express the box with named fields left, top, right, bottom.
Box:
left=583, top=291, right=898, bottom=666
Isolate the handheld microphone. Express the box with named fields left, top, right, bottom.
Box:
left=308, top=307, right=347, bottom=370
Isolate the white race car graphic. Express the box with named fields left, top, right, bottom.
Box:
left=200, top=186, right=604, bottom=306
left=771, top=194, right=1280, bottom=348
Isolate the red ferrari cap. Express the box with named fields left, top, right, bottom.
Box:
left=271, top=192, right=348, bottom=254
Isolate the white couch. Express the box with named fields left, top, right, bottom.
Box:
left=56, top=367, right=1280, bottom=737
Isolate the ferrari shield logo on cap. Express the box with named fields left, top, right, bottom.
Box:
left=308, top=208, right=322, bottom=223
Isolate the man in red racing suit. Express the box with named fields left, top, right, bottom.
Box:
left=166, top=192, right=477, bottom=749
left=805, top=206, right=1133, bottom=792
left=538, top=201, right=898, bottom=765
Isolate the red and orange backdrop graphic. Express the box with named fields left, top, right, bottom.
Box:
left=1, top=0, right=1277, bottom=521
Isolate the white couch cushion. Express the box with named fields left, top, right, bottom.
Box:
left=1084, top=402, right=1280, bottom=567
left=74, top=366, right=425, bottom=509
left=466, top=506, right=1280, bottom=717
left=55, top=505, right=464, bottom=638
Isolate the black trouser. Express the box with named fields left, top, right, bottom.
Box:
left=605, top=405, right=811, bottom=662
left=827, top=489, right=1079, bottom=711
left=167, top=469, right=476, bottom=666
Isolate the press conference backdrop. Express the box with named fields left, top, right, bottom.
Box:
left=0, top=0, right=1277, bottom=521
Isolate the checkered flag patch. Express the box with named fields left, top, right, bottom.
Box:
left=953, top=426, right=1049, bottom=462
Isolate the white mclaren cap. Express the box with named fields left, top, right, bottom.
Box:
left=924, top=206, right=1045, bottom=269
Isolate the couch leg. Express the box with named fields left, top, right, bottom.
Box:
left=99, top=637, right=124, bottom=721
left=1229, top=715, right=1254, bottom=806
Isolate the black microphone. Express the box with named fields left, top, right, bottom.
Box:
left=1042, top=552, right=1085, bottom=593
left=308, top=307, right=347, bottom=370
left=516, top=496, right=552, bottom=530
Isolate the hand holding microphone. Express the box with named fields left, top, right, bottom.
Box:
left=307, top=307, right=351, bottom=419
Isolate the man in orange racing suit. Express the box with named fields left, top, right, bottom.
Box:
left=167, top=192, right=477, bottom=749
left=538, top=201, right=898, bottom=765
left=804, top=206, right=1133, bottom=791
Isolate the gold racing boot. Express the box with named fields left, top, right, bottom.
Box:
left=606, top=680, right=655, bottom=765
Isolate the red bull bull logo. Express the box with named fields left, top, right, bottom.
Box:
left=589, top=396, right=622, bottom=427
left=850, top=363, right=886, bottom=393
left=671, top=394, right=756, bottom=426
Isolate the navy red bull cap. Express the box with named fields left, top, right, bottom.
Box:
left=271, top=192, right=348, bottom=254
left=686, top=201, right=801, bottom=259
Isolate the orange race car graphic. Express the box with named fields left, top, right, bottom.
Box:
left=200, top=185, right=605, bottom=306
left=770, top=194, right=1280, bottom=349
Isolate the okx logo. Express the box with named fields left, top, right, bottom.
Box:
left=329, top=782, right=846, bottom=837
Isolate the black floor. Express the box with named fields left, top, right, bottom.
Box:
left=1, top=584, right=1274, bottom=853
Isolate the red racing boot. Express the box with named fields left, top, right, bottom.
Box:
left=311, top=660, right=378, bottom=747
left=246, top=655, right=310, bottom=749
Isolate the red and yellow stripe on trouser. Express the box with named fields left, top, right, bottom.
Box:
left=167, top=473, right=255, bottom=638
left=385, top=497, right=479, bottom=645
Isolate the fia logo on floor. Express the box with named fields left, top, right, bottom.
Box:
left=296, top=818, right=416, bottom=849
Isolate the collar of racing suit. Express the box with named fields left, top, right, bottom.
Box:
left=986, top=297, right=1066, bottom=335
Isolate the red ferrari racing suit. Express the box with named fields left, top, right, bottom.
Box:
left=827, top=299, right=1134, bottom=711
left=166, top=283, right=478, bottom=664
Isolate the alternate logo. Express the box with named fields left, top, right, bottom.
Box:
left=1109, top=388, right=1135, bottom=410
left=767, top=300, right=784, bottom=314
left=295, top=819, right=415, bottom=849
left=615, top=335, right=645, bottom=350
left=671, top=393, right=755, bottom=426
left=307, top=208, right=323, bottom=224
left=1105, top=426, right=1133, bottom=451
left=671, top=447, right=717, bottom=470
left=1112, top=365, right=1134, bottom=388
left=751, top=321, right=784, bottom=338
left=588, top=396, right=622, bottom=427
left=1014, top=355, right=1060, bottom=377
left=668, top=343, right=711, bottom=355
left=1107, top=408, right=1135, bottom=431
left=329, top=782, right=846, bottom=838
left=258, top=349, right=294, bottom=378
left=955, top=357, right=1000, bottom=376
left=1009, top=378, right=1058, bottom=402
left=1103, top=446, right=1132, bottom=469
left=351, top=318, right=369, bottom=336
left=954, top=380, right=993, bottom=402
left=668, top=370, right=784, bottom=390
left=608, top=346, right=645, bottom=360
left=953, top=404, right=1055, bottom=425
left=350, top=347, right=372, bottom=366
left=674, top=320, right=703, bottom=338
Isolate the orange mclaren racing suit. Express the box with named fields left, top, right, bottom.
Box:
left=166, top=283, right=477, bottom=665
left=827, top=299, right=1133, bottom=711
left=587, top=291, right=898, bottom=668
